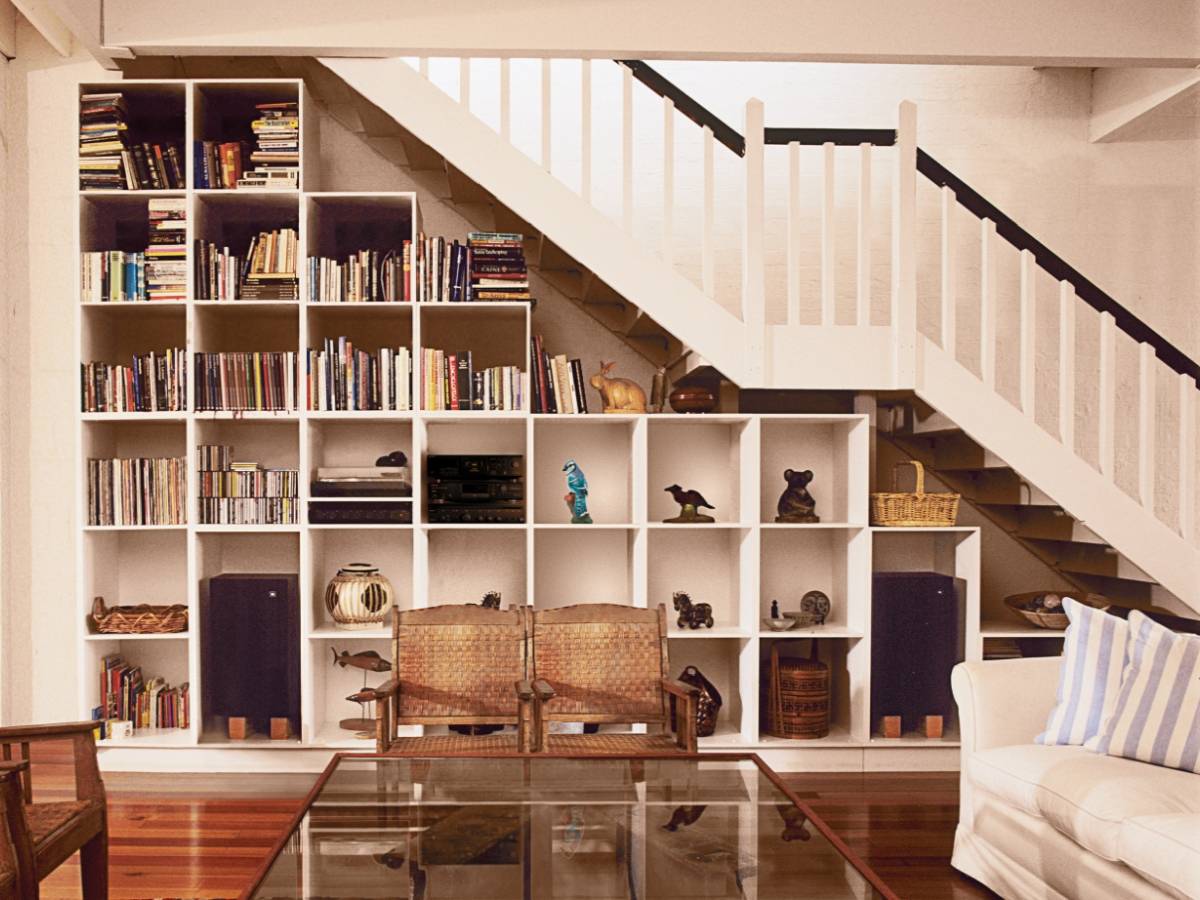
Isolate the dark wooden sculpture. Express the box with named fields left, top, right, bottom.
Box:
left=330, top=647, right=392, bottom=672
left=776, top=469, right=819, bottom=522
left=672, top=591, right=714, bottom=629
left=663, top=484, right=716, bottom=523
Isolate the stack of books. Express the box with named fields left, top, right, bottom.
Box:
left=468, top=231, right=530, bottom=301
left=197, top=444, right=299, bottom=525
left=81, top=250, right=147, bottom=302
left=308, top=246, right=409, bottom=303
left=530, top=336, right=589, bottom=414
left=306, top=338, right=412, bottom=411
left=194, top=240, right=240, bottom=300
left=146, top=198, right=187, bottom=301
left=86, top=456, right=186, bottom=526
left=237, top=102, right=300, bottom=190
left=81, top=348, right=187, bottom=413
left=420, top=348, right=526, bottom=411
left=79, top=92, right=184, bottom=190
left=193, top=351, right=298, bottom=411
left=95, top=655, right=189, bottom=736
left=240, top=228, right=299, bottom=300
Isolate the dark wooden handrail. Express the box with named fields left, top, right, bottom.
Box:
left=917, top=149, right=1200, bottom=383
left=616, top=60, right=1200, bottom=384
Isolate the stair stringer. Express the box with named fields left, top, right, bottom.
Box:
left=916, top=336, right=1199, bottom=612
left=319, top=57, right=750, bottom=385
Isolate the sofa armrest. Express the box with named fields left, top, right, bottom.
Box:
left=952, top=657, right=1062, bottom=756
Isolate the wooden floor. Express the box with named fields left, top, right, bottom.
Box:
left=30, top=741, right=994, bottom=899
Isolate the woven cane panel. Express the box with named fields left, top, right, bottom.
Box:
left=383, top=733, right=520, bottom=755
left=395, top=623, right=525, bottom=720
left=533, top=621, right=665, bottom=719
left=543, top=732, right=680, bottom=754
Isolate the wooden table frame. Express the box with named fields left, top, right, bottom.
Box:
left=241, top=751, right=899, bottom=900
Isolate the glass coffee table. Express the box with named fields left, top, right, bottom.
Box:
left=246, top=753, right=896, bottom=899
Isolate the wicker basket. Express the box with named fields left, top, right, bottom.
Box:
left=90, top=595, right=188, bottom=634
left=871, top=460, right=960, bottom=527
left=763, top=640, right=830, bottom=740
left=1004, top=592, right=1109, bottom=630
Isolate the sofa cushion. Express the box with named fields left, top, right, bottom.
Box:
left=1036, top=598, right=1128, bottom=748
left=1119, top=813, right=1200, bottom=900
left=1095, top=610, right=1200, bottom=773
left=970, top=744, right=1200, bottom=861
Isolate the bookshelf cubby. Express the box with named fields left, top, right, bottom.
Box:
left=77, top=78, right=980, bottom=773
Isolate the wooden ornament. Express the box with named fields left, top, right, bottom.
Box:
left=924, top=715, right=944, bottom=739
left=227, top=717, right=248, bottom=741
left=881, top=716, right=902, bottom=739
left=270, top=718, right=292, bottom=741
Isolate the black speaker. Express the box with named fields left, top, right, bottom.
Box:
left=871, top=572, right=963, bottom=733
left=202, top=574, right=300, bottom=733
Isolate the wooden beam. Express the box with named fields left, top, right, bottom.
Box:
left=12, top=0, right=70, bottom=56
left=1090, top=67, right=1200, bottom=143
left=0, top=0, right=16, bottom=59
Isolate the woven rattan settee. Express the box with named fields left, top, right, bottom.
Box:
left=373, top=603, right=700, bottom=754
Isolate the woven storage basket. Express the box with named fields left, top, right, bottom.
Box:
left=1004, top=592, right=1109, bottom=630
left=90, top=595, right=187, bottom=634
left=763, top=640, right=830, bottom=740
left=871, top=460, right=960, bottom=527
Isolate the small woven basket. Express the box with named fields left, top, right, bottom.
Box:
left=91, top=595, right=188, bottom=634
left=871, top=460, right=960, bottom=527
left=1004, top=592, right=1109, bottom=630
left=763, top=640, right=830, bottom=740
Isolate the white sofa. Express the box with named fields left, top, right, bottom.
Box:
left=951, top=657, right=1200, bottom=900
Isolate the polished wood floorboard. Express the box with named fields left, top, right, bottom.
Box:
left=29, top=741, right=994, bottom=899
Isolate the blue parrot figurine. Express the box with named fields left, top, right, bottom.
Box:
left=563, top=459, right=593, bottom=524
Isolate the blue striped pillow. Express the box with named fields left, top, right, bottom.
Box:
left=1095, top=611, right=1200, bottom=773
left=1035, top=598, right=1128, bottom=747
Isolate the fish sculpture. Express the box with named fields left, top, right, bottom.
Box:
left=330, top=647, right=392, bottom=672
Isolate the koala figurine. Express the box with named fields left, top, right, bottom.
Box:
left=776, top=469, right=819, bottom=523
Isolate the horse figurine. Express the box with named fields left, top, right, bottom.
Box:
left=672, top=591, right=714, bottom=629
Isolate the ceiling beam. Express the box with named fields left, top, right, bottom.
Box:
left=1090, top=67, right=1200, bottom=142
left=11, top=0, right=70, bottom=57
left=102, top=0, right=1199, bottom=66
left=0, top=0, right=16, bottom=59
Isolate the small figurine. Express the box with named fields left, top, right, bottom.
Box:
left=799, top=590, right=831, bottom=625
left=330, top=647, right=392, bottom=672
left=770, top=599, right=780, bottom=619
left=590, top=361, right=647, bottom=413
left=673, top=591, right=714, bottom=629
left=375, top=450, right=408, bottom=467
left=776, top=469, right=819, bottom=523
left=649, top=366, right=668, bottom=414
left=563, top=459, right=592, bottom=524
left=476, top=590, right=502, bottom=609
left=663, top=484, right=716, bottom=523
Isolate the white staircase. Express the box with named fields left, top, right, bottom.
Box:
left=318, top=56, right=1200, bottom=614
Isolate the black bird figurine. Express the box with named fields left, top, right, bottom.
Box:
left=663, top=484, right=716, bottom=523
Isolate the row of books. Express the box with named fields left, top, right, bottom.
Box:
left=193, top=351, right=298, bottom=411
left=530, top=336, right=590, bottom=414
left=87, top=456, right=186, bottom=526
left=81, top=348, right=187, bottom=413
left=241, top=229, right=299, bottom=300
left=192, top=103, right=300, bottom=190
left=306, top=340, right=412, bottom=411
left=307, top=249, right=408, bottom=303
left=79, top=92, right=185, bottom=190
left=193, top=240, right=240, bottom=301
left=420, top=348, right=527, bottom=411
left=97, top=655, right=189, bottom=734
left=197, top=446, right=300, bottom=525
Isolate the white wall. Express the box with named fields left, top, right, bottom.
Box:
left=0, top=47, right=10, bottom=722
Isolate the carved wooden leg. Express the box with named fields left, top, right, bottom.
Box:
left=80, top=828, right=108, bottom=900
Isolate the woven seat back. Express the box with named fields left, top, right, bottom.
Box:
left=531, top=604, right=668, bottom=722
left=392, top=605, right=526, bottom=722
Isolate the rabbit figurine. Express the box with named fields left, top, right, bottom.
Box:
left=589, top=361, right=647, bottom=413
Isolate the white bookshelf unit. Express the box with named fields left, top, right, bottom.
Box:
left=76, top=78, right=980, bottom=773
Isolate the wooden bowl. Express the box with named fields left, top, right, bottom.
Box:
left=669, top=385, right=718, bottom=414
left=1003, top=592, right=1109, bottom=630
